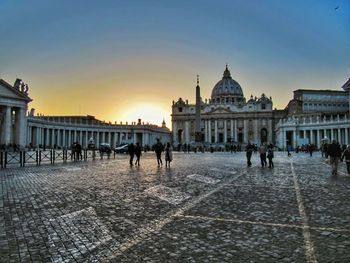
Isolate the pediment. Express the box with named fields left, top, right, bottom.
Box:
left=210, top=107, right=232, bottom=114
left=0, top=79, right=31, bottom=102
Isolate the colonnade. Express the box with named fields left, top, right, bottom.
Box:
left=26, top=124, right=162, bottom=148
left=0, top=106, right=27, bottom=147
left=279, top=127, right=350, bottom=149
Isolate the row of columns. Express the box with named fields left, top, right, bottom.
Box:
left=179, top=119, right=272, bottom=144
left=0, top=106, right=27, bottom=147
left=282, top=127, right=350, bottom=149
left=27, top=126, right=158, bottom=148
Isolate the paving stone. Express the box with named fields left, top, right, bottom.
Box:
left=0, top=152, right=349, bottom=262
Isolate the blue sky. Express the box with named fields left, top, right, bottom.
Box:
left=0, top=0, right=349, bottom=125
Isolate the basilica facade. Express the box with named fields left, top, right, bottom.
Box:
left=171, top=66, right=350, bottom=149
left=171, top=66, right=284, bottom=147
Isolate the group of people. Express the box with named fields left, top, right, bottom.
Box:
left=128, top=139, right=173, bottom=167
left=71, top=142, right=83, bottom=160
left=326, top=140, right=350, bottom=176
left=245, top=142, right=274, bottom=168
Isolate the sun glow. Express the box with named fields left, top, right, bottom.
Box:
left=119, top=103, right=170, bottom=127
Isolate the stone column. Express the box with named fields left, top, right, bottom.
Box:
left=243, top=119, right=248, bottom=143
left=214, top=120, right=218, bottom=143
left=224, top=120, right=227, bottom=143
left=293, top=130, right=297, bottom=148
left=234, top=119, right=238, bottom=143
left=96, top=131, right=100, bottom=146
left=230, top=120, right=234, bottom=142
left=52, top=129, right=56, bottom=147
left=57, top=129, right=61, bottom=147
left=317, top=129, right=320, bottom=148
left=185, top=121, right=189, bottom=143
left=310, top=129, right=314, bottom=144
left=331, top=129, right=334, bottom=141
left=173, top=122, right=177, bottom=143
left=338, top=128, right=341, bottom=144
left=27, top=126, right=32, bottom=145
left=62, top=129, right=66, bottom=147
left=2, top=106, right=12, bottom=145
left=36, top=127, right=40, bottom=147
left=345, top=128, right=349, bottom=145
left=46, top=128, right=50, bottom=147
left=85, top=130, right=88, bottom=147
left=68, top=130, right=72, bottom=147
left=208, top=120, right=212, bottom=143
left=204, top=120, right=208, bottom=142
left=253, top=119, right=258, bottom=144
left=133, top=132, right=137, bottom=143
left=268, top=119, right=272, bottom=144
left=108, top=132, right=111, bottom=145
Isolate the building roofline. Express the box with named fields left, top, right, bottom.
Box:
left=0, top=78, right=32, bottom=102
left=293, top=89, right=346, bottom=94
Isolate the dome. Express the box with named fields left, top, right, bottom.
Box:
left=211, top=66, right=244, bottom=102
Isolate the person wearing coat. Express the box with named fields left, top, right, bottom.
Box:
left=165, top=142, right=173, bottom=167
left=327, top=140, right=342, bottom=176
left=341, top=145, right=350, bottom=175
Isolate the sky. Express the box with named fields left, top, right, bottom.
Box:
left=0, top=0, right=349, bottom=127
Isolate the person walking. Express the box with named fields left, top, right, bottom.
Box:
left=76, top=142, right=82, bottom=160
left=308, top=144, right=314, bottom=157
left=134, top=142, right=142, bottom=166
left=341, top=145, right=350, bottom=175
left=259, top=143, right=267, bottom=167
left=327, top=140, right=342, bottom=176
left=164, top=142, right=173, bottom=167
left=287, top=144, right=292, bottom=157
left=128, top=143, right=135, bottom=166
left=267, top=146, right=274, bottom=168
left=245, top=142, right=254, bottom=167
left=154, top=139, right=164, bottom=167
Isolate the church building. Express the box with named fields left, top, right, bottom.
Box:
left=171, top=66, right=283, bottom=147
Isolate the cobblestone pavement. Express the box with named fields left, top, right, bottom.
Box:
left=1, top=151, right=350, bottom=262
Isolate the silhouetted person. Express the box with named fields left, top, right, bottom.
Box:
left=128, top=143, right=135, bottom=166
left=134, top=142, right=142, bottom=166
left=267, top=146, right=274, bottom=168
left=287, top=144, right=292, bottom=157
left=259, top=144, right=267, bottom=167
left=245, top=142, right=254, bottom=167
left=154, top=139, right=164, bottom=167
left=341, top=145, right=350, bottom=175
left=327, top=140, right=342, bottom=176
left=76, top=142, right=82, bottom=160
left=71, top=142, right=77, bottom=160
left=307, top=144, right=314, bottom=157
left=165, top=142, right=173, bottom=167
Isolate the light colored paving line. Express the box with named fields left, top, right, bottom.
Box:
left=101, top=165, right=256, bottom=262
left=291, top=161, right=318, bottom=263
left=178, top=214, right=303, bottom=229
left=226, top=183, right=293, bottom=189
left=177, top=215, right=350, bottom=233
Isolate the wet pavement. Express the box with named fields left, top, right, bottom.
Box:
left=0, top=151, right=350, bottom=262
